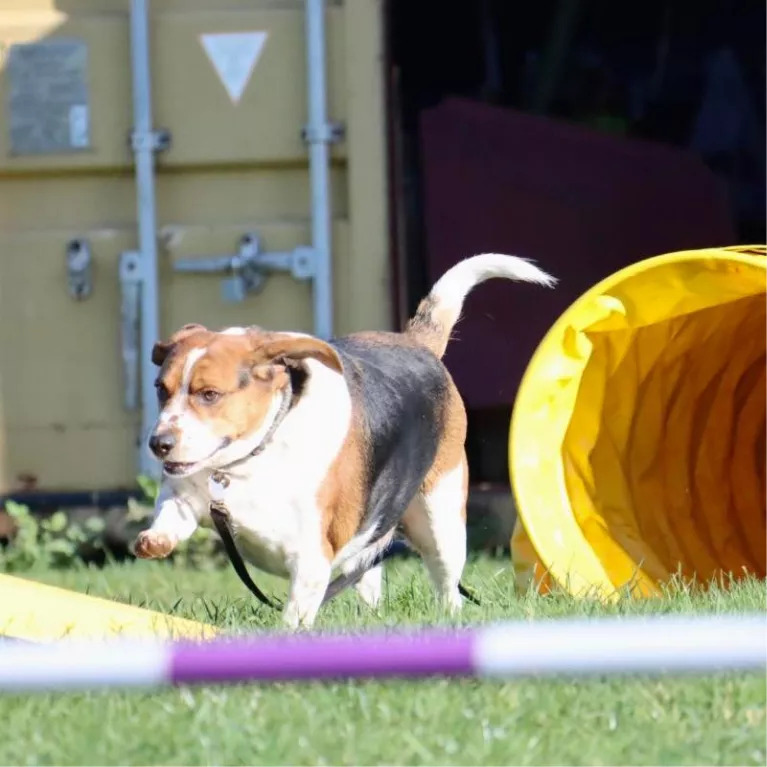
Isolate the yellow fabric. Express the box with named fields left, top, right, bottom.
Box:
left=509, top=246, right=766, bottom=599
left=0, top=574, right=218, bottom=641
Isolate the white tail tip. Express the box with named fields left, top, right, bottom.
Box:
left=473, top=253, right=558, bottom=288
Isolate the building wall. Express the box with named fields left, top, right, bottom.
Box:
left=0, top=0, right=390, bottom=491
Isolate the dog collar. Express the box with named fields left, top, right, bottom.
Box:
left=211, top=377, right=293, bottom=480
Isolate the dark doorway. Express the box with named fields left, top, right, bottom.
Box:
left=385, top=0, right=766, bottom=488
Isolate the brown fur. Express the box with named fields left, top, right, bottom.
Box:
left=422, top=378, right=467, bottom=496
left=316, top=406, right=368, bottom=557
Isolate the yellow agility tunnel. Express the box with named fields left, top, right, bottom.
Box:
left=510, top=245, right=766, bottom=599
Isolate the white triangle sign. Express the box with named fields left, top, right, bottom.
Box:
left=200, top=32, right=268, bottom=104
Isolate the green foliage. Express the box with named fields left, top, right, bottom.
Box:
left=173, top=526, right=228, bottom=569
left=135, top=473, right=160, bottom=504
left=0, top=501, right=105, bottom=572
left=1, top=473, right=231, bottom=574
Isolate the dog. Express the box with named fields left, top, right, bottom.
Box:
left=133, top=253, right=555, bottom=628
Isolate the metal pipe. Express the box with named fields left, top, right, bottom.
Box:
left=305, top=0, right=333, bottom=339
left=129, top=0, right=161, bottom=478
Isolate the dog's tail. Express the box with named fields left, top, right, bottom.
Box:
left=405, top=253, right=556, bottom=358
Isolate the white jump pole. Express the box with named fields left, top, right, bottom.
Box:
left=0, top=614, right=764, bottom=693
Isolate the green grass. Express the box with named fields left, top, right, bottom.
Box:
left=1, top=557, right=765, bottom=766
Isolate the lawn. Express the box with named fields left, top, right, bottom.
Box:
left=0, top=556, right=764, bottom=766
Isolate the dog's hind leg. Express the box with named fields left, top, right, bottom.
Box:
left=401, top=454, right=469, bottom=613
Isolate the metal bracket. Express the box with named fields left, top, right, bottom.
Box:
left=229, top=233, right=268, bottom=300
left=119, top=251, right=142, bottom=411
left=129, top=128, right=171, bottom=153
left=301, top=121, right=345, bottom=144
left=173, top=233, right=318, bottom=303
left=65, top=239, right=93, bottom=300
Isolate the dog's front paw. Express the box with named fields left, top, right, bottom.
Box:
left=133, top=531, right=177, bottom=559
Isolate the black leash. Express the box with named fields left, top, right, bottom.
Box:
left=459, top=582, right=481, bottom=605
left=209, top=498, right=283, bottom=610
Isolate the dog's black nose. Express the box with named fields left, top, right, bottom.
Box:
left=149, top=431, right=176, bottom=458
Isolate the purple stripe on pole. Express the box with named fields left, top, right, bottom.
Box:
left=170, top=628, right=475, bottom=685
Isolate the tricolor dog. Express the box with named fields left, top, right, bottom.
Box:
left=134, top=254, right=555, bottom=628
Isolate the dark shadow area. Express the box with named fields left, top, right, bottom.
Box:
left=386, top=0, right=765, bottom=502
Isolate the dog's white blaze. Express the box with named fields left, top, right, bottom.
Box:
left=181, top=347, right=206, bottom=394
left=220, top=326, right=248, bottom=335
left=157, top=348, right=234, bottom=463
left=156, top=348, right=206, bottom=430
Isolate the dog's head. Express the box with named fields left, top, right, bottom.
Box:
left=148, top=324, right=343, bottom=478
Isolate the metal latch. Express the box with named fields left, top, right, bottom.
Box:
left=65, top=239, right=93, bottom=300
left=119, top=251, right=142, bottom=411
left=173, top=233, right=317, bottom=303
left=129, top=128, right=171, bottom=153
left=301, top=122, right=345, bottom=144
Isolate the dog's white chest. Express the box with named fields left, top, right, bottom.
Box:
left=208, top=454, right=320, bottom=578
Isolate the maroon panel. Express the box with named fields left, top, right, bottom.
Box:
left=419, top=97, right=735, bottom=409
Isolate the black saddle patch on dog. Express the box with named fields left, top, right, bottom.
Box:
left=331, top=335, right=448, bottom=544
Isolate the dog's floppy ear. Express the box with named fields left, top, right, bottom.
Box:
left=262, top=335, right=343, bottom=374
left=151, top=323, right=207, bottom=367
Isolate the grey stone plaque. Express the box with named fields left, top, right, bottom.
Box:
left=6, top=38, right=90, bottom=155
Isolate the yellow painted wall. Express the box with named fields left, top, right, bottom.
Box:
left=0, top=0, right=390, bottom=491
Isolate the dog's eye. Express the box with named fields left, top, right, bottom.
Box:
left=154, top=381, right=170, bottom=404
left=198, top=389, right=221, bottom=405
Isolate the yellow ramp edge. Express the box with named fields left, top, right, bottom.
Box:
left=0, top=574, right=218, bottom=642
left=510, top=245, right=767, bottom=600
